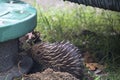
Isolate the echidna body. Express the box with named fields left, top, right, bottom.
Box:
left=29, top=41, right=85, bottom=79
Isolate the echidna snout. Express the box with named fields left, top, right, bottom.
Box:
left=19, top=31, right=41, bottom=52
left=30, top=41, right=85, bottom=79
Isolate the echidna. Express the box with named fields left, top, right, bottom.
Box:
left=19, top=31, right=95, bottom=79
left=28, top=40, right=85, bottom=80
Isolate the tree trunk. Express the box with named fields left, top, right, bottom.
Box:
left=64, top=0, right=120, bottom=12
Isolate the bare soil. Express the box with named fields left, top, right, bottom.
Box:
left=23, top=68, right=79, bottom=80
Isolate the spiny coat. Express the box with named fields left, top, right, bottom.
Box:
left=29, top=41, right=85, bottom=79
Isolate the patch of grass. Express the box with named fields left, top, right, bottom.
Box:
left=33, top=2, right=120, bottom=79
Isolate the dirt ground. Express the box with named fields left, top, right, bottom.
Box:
left=23, top=68, right=79, bottom=80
